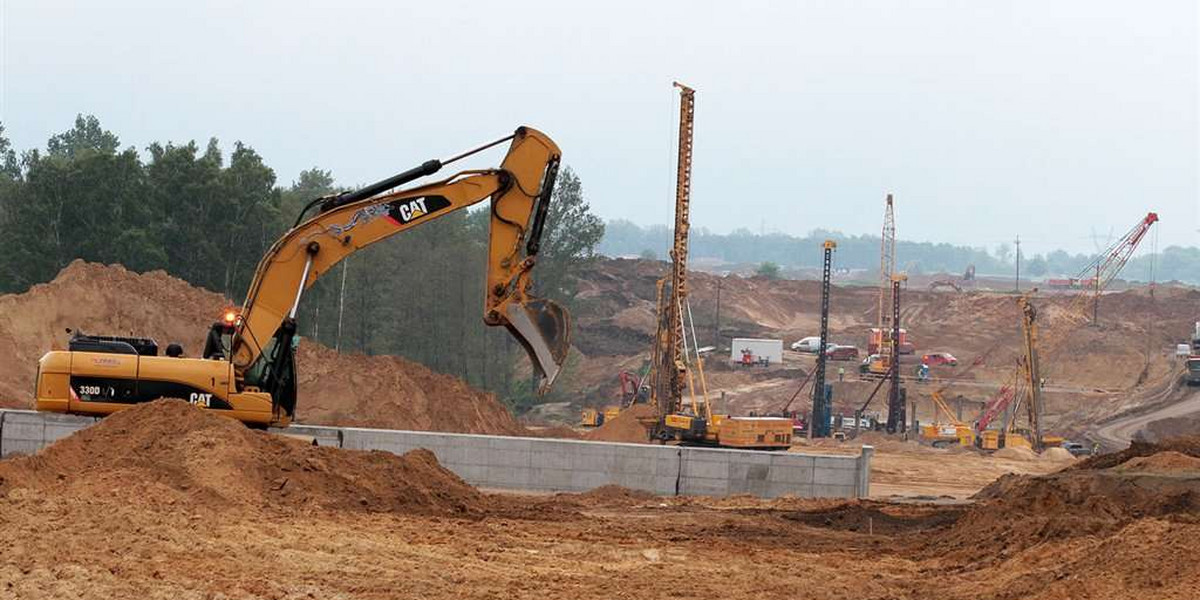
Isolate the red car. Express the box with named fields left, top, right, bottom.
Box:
left=825, top=345, right=860, bottom=361
left=922, top=352, right=958, bottom=367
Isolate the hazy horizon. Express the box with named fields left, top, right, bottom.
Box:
left=2, top=1, right=1195, bottom=258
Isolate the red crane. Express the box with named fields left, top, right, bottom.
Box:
left=976, top=212, right=1158, bottom=448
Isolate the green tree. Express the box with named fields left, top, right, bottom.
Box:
left=145, top=139, right=225, bottom=290
left=0, top=116, right=153, bottom=291
left=1025, top=255, right=1048, bottom=277
left=0, top=124, right=19, bottom=180
left=531, top=165, right=605, bottom=305
left=47, top=115, right=120, bottom=159
left=755, top=261, right=781, bottom=279
left=217, top=142, right=282, bottom=297
left=280, top=168, right=336, bottom=224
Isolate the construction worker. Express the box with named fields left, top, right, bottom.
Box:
left=838, top=366, right=845, bottom=382
left=917, top=362, right=930, bottom=382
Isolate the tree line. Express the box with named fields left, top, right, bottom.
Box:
left=600, top=220, right=1194, bottom=284
left=0, top=116, right=604, bottom=411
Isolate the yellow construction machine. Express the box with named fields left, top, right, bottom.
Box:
left=918, top=390, right=975, bottom=448
left=646, top=83, right=791, bottom=450
left=974, top=213, right=1157, bottom=451
left=35, top=127, right=571, bottom=427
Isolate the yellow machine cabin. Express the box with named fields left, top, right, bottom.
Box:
left=36, top=127, right=571, bottom=427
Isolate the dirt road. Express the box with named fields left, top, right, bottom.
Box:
left=1094, top=386, right=1200, bottom=449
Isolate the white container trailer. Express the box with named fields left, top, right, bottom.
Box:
left=730, top=338, right=783, bottom=366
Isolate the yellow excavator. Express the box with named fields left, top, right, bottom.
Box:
left=34, top=126, right=570, bottom=427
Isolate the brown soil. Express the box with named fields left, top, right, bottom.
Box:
left=2, top=404, right=1199, bottom=599
left=993, top=446, right=1039, bottom=461
left=295, top=343, right=522, bottom=434
left=1041, top=446, right=1077, bottom=462
left=0, top=261, right=519, bottom=434
left=570, top=484, right=658, bottom=506
left=0, top=261, right=228, bottom=406
left=0, top=399, right=482, bottom=515
left=1073, top=435, right=1200, bottom=470
left=942, top=439, right=1200, bottom=577
left=1114, top=451, right=1200, bottom=473
left=1144, top=412, right=1200, bottom=442
left=565, top=258, right=1197, bottom=440
left=583, top=403, right=656, bottom=443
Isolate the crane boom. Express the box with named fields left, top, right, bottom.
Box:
left=993, top=212, right=1157, bottom=450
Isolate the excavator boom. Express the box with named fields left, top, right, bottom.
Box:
left=35, top=127, right=570, bottom=426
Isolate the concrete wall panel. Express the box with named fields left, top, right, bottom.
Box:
left=1, top=410, right=871, bottom=499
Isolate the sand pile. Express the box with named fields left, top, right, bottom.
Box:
left=295, top=344, right=522, bottom=434
left=584, top=404, right=656, bottom=443
left=993, top=446, right=1038, bottom=461
left=1074, top=435, right=1200, bottom=470
left=845, top=431, right=925, bottom=453
left=930, top=437, right=1200, bottom=565
left=571, top=484, right=657, bottom=506
left=0, top=400, right=482, bottom=515
left=1040, top=446, right=1076, bottom=462
left=0, top=261, right=520, bottom=435
left=0, top=261, right=227, bottom=405
left=1112, top=450, right=1200, bottom=473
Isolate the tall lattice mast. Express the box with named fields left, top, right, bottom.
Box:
left=668, top=81, right=696, bottom=407
left=650, top=82, right=698, bottom=416
left=878, top=194, right=896, bottom=334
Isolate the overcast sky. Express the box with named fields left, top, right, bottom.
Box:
left=2, top=1, right=1196, bottom=256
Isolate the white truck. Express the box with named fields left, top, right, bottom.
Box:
left=731, top=338, right=783, bottom=367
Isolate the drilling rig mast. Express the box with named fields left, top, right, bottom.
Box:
left=649, top=82, right=700, bottom=418
left=878, top=194, right=896, bottom=333
left=811, top=240, right=836, bottom=437
left=649, top=82, right=790, bottom=449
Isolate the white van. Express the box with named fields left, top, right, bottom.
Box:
left=791, top=337, right=821, bottom=352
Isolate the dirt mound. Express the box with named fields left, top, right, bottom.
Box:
left=295, top=344, right=521, bottom=434
left=0, top=400, right=482, bottom=515
left=993, top=446, right=1038, bottom=461
left=0, top=261, right=227, bottom=405
left=0, top=261, right=520, bottom=434
left=566, top=258, right=1197, bottom=434
left=1040, top=446, right=1076, bottom=462
left=1074, top=436, right=1200, bottom=470
left=571, top=484, right=657, bottom=505
left=584, top=404, right=656, bottom=443
left=1113, top=451, right=1200, bottom=473
left=936, top=456, right=1200, bottom=565
left=783, top=501, right=960, bottom=535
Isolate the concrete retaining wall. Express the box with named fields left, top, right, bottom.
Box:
left=0, top=410, right=98, bottom=457
left=0, top=409, right=871, bottom=498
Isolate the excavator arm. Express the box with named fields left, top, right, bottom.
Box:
left=227, top=127, right=569, bottom=416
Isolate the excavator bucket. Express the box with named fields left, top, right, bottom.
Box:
left=505, top=297, right=571, bottom=393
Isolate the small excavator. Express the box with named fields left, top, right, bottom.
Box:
left=35, top=127, right=570, bottom=427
